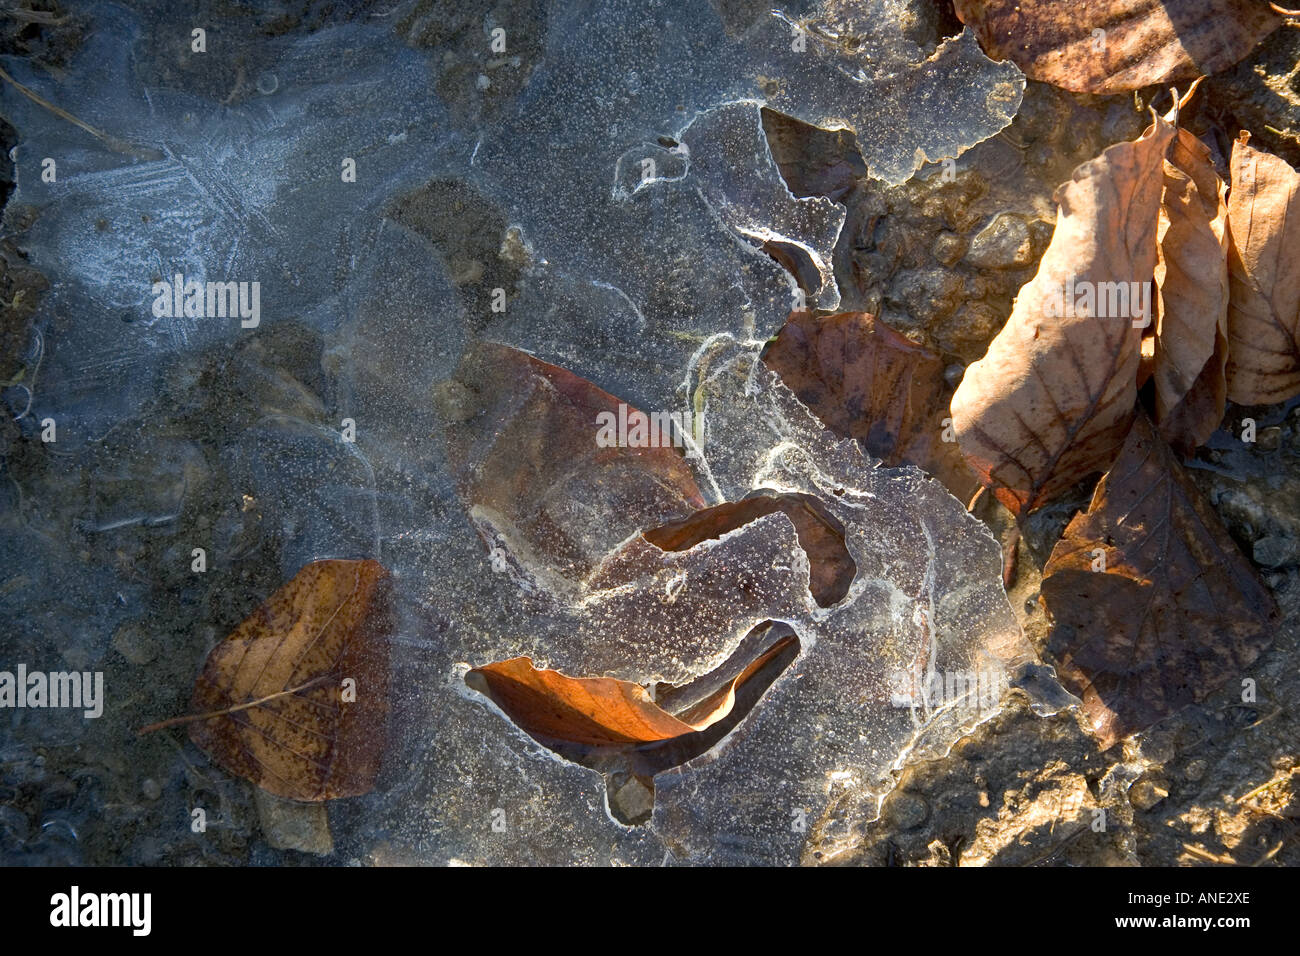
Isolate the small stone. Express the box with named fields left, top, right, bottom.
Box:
left=1140, top=731, right=1175, bottom=765
left=433, top=379, right=477, bottom=423
left=112, top=622, right=159, bottom=665
left=141, top=778, right=162, bottom=801
left=253, top=789, right=334, bottom=856
left=883, top=791, right=929, bottom=830
left=1129, top=779, right=1169, bottom=811
left=965, top=213, right=1035, bottom=270
left=1253, top=534, right=1295, bottom=568
left=930, top=231, right=967, bottom=266
left=1184, top=760, right=1206, bottom=782
left=608, top=775, right=654, bottom=825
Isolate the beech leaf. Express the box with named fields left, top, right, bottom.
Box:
left=954, top=0, right=1280, bottom=95
left=467, top=625, right=800, bottom=823
left=1225, top=132, right=1300, bottom=405
left=1153, top=125, right=1230, bottom=452
left=1040, top=414, right=1276, bottom=749
left=951, top=115, right=1175, bottom=516
left=443, top=343, right=706, bottom=588
left=761, top=310, right=980, bottom=502
left=141, top=559, right=391, bottom=801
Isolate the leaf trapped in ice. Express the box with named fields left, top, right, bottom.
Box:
left=1040, top=414, right=1276, bottom=749
left=451, top=342, right=1032, bottom=860
left=762, top=310, right=979, bottom=503
left=467, top=627, right=799, bottom=824
left=443, top=342, right=705, bottom=591
left=954, top=0, right=1280, bottom=95
left=142, top=559, right=391, bottom=801
left=952, top=115, right=1175, bottom=516
left=643, top=493, right=856, bottom=607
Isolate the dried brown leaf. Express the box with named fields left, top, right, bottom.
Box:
left=1153, top=127, right=1230, bottom=451
left=762, top=310, right=980, bottom=502
left=142, top=559, right=391, bottom=801
left=954, top=0, right=1280, bottom=95
left=1225, top=132, right=1300, bottom=405
left=443, top=343, right=706, bottom=584
left=951, top=116, right=1175, bottom=516
left=1041, top=414, right=1276, bottom=749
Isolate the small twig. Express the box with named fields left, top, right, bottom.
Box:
left=1183, top=843, right=1235, bottom=864
left=0, top=64, right=163, bottom=161
left=1236, top=769, right=1298, bottom=804
left=1002, top=525, right=1020, bottom=592
left=138, top=674, right=334, bottom=735
left=1252, top=841, right=1284, bottom=866
left=1, top=9, right=68, bottom=24
left=1021, top=824, right=1087, bottom=866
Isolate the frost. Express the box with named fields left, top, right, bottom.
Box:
left=0, top=0, right=1028, bottom=864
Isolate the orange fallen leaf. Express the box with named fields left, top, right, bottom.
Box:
left=1225, top=132, right=1300, bottom=405
left=466, top=625, right=800, bottom=816
left=761, top=310, right=979, bottom=503
left=140, top=559, right=391, bottom=801
left=1040, top=414, right=1276, bottom=749
left=954, top=0, right=1280, bottom=95
left=951, top=114, right=1174, bottom=516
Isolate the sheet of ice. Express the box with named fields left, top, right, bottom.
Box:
left=437, top=337, right=1031, bottom=864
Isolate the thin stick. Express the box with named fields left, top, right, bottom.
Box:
left=0, top=64, right=163, bottom=161
left=137, top=674, right=333, bottom=735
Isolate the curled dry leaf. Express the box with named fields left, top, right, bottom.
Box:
left=1153, top=126, right=1230, bottom=452
left=141, top=559, right=391, bottom=801
left=643, top=492, right=856, bottom=607
left=1041, top=414, right=1276, bottom=749
left=467, top=624, right=800, bottom=823
left=954, top=0, right=1280, bottom=95
left=1225, top=132, right=1300, bottom=405
left=952, top=115, right=1174, bottom=516
left=443, top=343, right=706, bottom=587
left=761, top=310, right=980, bottom=503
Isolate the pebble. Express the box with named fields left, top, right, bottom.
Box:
left=883, top=791, right=929, bottom=830
left=112, top=622, right=159, bottom=665
left=1253, top=534, right=1296, bottom=568
left=1129, top=779, right=1169, bottom=811
left=964, top=213, right=1035, bottom=270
